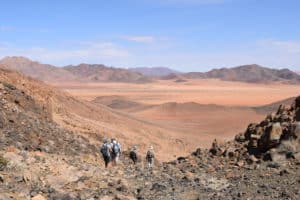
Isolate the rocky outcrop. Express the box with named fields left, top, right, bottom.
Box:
left=209, top=95, right=300, bottom=166
left=244, top=96, right=300, bottom=159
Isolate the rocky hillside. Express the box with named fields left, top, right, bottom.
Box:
left=0, top=73, right=96, bottom=155
left=1, top=65, right=300, bottom=199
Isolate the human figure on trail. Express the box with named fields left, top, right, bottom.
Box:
left=100, top=139, right=111, bottom=168
left=129, top=145, right=138, bottom=165
left=209, top=138, right=221, bottom=155
left=111, top=138, right=121, bottom=166
left=146, top=146, right=155, bottom=168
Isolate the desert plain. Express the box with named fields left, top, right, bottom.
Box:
left=52, top=79, right=300, bottom=155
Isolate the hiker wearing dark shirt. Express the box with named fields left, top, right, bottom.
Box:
left=129, top=145, right=138, bottom=165
left=100, top=139, right=111, bottom=168
left=146, top=146, right=155, bottom=168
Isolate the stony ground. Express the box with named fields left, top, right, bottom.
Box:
left=0, top=72, right=300, bottom=199
left=0, top=147, right=299, bottom=200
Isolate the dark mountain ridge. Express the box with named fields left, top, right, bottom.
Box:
left=64, top=63, right=151, bottom=83
left=130, top=66, right=181, bottom=77
left=166, top=64, right=300, bottom=84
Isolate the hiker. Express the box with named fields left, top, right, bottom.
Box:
left=100, top=139, right=111, bottom=168
left=209, top=139, right=221, bottom=156
left=111, top=138, right=121, bottom=166
left=129, top=145, right=138, bottom=165
left=146, top=146, right=155, bottom=168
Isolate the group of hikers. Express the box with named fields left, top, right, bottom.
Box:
left=100, top=138, right=155, bottom=168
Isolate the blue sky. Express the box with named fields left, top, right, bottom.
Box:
left=0, top=0, right=300, bottom=71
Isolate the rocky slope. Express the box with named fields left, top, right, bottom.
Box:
left=0, top=67, right=300, bottom=199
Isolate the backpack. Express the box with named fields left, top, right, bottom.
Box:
left=130, top=150, right=137, bottom=159
left=100, top=144, right=110, bottom=157
left=112, top=143, right=120, bottom=155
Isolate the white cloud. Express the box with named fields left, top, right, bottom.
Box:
left=121, top=35, right=156, bottom=43
left=258, top=39, right=300, bottom=54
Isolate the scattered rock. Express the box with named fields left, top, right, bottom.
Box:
left=279, top=169, right=289, bottom=176
left=151, top=183, right=167, bottom=191
left=116, top=179, right=129, bottom=192
left=236, top=160, right=245, bottom=167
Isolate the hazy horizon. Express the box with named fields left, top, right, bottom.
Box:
left=2, top=55, right=299, bottom=74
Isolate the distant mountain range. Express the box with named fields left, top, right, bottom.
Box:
left=0, top=56, right=150, bottom=83
left=64, top=64, right=151, bottom=83
left=1, top=56, right=300, bottom=84
left=165, top=64, right=300, bottom=84
left=130, top=67, right=181, bottom=77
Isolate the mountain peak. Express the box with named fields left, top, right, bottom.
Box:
left=1, top=56, right=35, bottom=64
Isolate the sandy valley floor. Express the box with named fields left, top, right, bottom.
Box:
left=51, top=79, right=300, bottom=151
left=53, top=79, right=300, bottom=106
